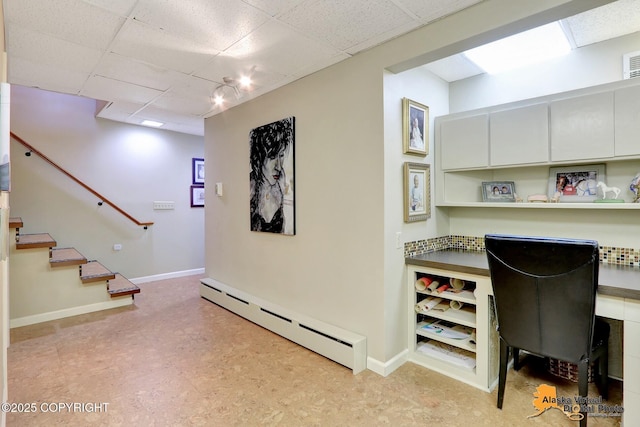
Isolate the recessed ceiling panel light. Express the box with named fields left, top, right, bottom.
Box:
left=141, top=120, right=164, bottom=128
left=464, top=22, right=572, bottom=75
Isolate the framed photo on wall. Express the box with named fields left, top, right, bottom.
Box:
left=190, top=185, right=204, bottom=207
left=481, top=181, right=516, bottom=202
left=404, top=162, right=430, bottom=222
left=402, top=98, right=429, bottom=156
left=192, top=157, right=205, bottom=185
left=548, top=164, right=605, bottom=202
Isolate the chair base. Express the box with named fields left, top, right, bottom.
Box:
left=496, top=338, right=609, bottom=427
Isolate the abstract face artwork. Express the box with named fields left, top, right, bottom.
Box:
left=249, top=117, right=295, bottom=235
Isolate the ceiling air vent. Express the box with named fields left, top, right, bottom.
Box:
left=623, top=50, right=640, bottom=79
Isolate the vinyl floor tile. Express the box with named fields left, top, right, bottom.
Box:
left=7, top=275, right=623, bottom=426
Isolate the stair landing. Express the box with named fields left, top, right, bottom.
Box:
left=16, top=233, right=57, bottom=249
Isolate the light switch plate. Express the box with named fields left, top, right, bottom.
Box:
left=153, top=201, right=175, bottom=210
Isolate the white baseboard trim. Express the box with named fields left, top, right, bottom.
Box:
left=130, top=268, right=205, bottom=284
left=367, top=349, right=408, bottom=377
left=10, top=297, right=134, bottom=328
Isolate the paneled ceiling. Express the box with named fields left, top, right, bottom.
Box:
left=4, top=0, right=640, bottom=136
left=424, top=0, right=640, bottom=82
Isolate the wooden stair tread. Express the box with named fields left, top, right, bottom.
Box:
left=9, top=217, right=23, bottom=229
left=80, top=260, right=115, bottom=283
left=108, top=274, right=140, bottom=298
left=16, top=233, right=57, bottom=249
left=50, top=248, right=87, bottom=267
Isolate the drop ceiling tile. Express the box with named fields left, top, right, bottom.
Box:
left=8, top=57, right=89, bottom=94
left=287, top=51, right=351, bottom=80
left=6, top=24, right=104, bottom=74
left=194, top=53, right=287, bottom=90
left=130, top=0, right=270, bottom=51
left=130, top=105, right=205, bottom=135
left=4, top=0, right=125, bottom=50
left=279, top=0, right=414, bottom=51
left=96, top=100, right=145, bottom=122
left=80, top=75, right=164, bottom=105
left=111, top=19, right=221, bottom=74
left=152, top=87, right=217, bottom=116
left=396, top=0, right=483, bottom=23
left=82, top=0, right=138, bottom=16
left=240, top=0, right=306, bottom=16
left=422, top=54, right=484, bottom=82
left=221, top=20, right=345, bottom=77
left=95, top=53, right=185, bottom=92
left=564, top=0, right=640, bottom=47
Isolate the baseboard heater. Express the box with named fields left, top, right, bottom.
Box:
left=200, top=278, right=367, bottom=374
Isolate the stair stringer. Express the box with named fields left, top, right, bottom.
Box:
left=9, top=229, right=133, bottom=328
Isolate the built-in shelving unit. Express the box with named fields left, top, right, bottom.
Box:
left=434, top=79, right=640, bottom=210
left=439, top=202, right=640, bottom=209
left=407, top=265, right=498, bottom=391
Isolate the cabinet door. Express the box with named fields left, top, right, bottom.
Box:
left=439, top=114, right=488, bottom=170
left=615, top=85, right=640, bottom=157
left=490, top=103, right=549, bottom=166
left=550, top=92, right=614, bottom=162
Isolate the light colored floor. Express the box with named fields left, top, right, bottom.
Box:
left=7, top=275, right=622, bottom=426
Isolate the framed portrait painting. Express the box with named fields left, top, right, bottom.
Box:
left=192, top=158, right=205, bottom=185
left=249, top=117, right=295, bottom=235
left=402, top=98, right=429, bottom=156
left=403, top=162, right=430, bottom=222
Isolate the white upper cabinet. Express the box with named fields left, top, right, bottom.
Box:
left=490, top=103, right=549, bottom=166
left=439, top=114, right=489, bottom=170
left=550, top=92, right=614, bottom=162
left=614, top=85, right=640, bottom=157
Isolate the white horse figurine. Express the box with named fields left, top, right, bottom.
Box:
left=597, top=181, right=621, bottom=199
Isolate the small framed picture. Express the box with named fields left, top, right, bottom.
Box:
left=192, top=157, right=205, bottom=185
left=404, top=162, right=430, bottom=222
left=190, top=185, right=204, bottom=207
left=548, top=164, right=605, bottom=202
left=482, top=181, right=516, bottom=202
left=402, top=98, right=429, bottom=156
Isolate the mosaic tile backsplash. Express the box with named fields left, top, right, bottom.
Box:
left=405, top=235, right=640, bottom=268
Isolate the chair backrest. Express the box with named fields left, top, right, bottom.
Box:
left=485, top=234, right=599, bottom=363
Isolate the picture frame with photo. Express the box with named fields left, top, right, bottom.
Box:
left=548, top=164, right=605, bottom=202
left=190, top=185, right=204, bottom=207
left=402, top=98, right=429, bottom=156
left=192, top=157, right=205, bottom=185
left=403, top=162, right=430, bottom=222
left=481, top=181, right=516, bottom=202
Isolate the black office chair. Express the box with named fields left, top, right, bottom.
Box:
left=485, top=234, right=609, bottom=426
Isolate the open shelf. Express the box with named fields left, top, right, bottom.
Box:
left=437, top=201, right=640, bottom=209
left=416, top=321, right=476, bottom=352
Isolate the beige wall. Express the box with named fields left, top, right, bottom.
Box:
left=204, top=0, right=612, bottom=366
left=10, top=85, right=205, bottom=280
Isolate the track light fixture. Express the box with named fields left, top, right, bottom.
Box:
left=211, top=67, right=256, bottom=107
